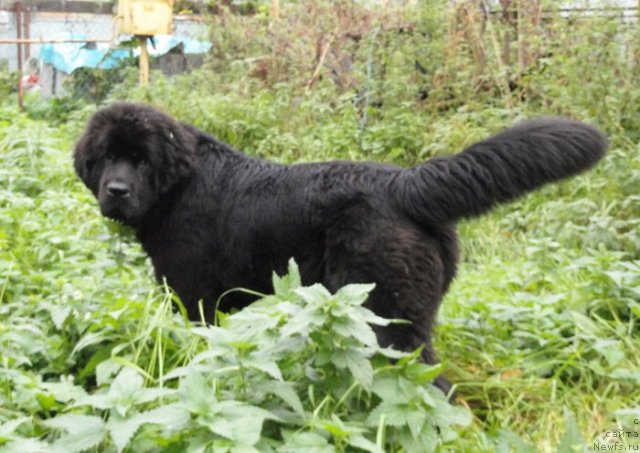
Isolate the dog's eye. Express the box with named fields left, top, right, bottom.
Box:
left=131, top=151, right=148, bottom=165
left=84, top=159, right=96, bottom=173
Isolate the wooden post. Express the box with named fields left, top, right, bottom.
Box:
left=500, top=0, right=512, bottom=67
left=139, top=36, right=149, bottom=85
left=24, top=8, right=30, bottom=60
left=517, top=0, right=524, bottom=70
left=271, top=0, right=280, bottom=20
left=517, top=0, right=541, bottom=72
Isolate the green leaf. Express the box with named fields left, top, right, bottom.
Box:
left=294, top=285, right=332, bottom=306
left=332, top=316, right=378, bottom=346
left=404, top=362, right=444, bottom=386
left=354, top=306, right=391, bottom=327
left=196, top=401, right=275, bottom=447
left=41, top=414, right=104, bottom=434
left=40, top=380, right=87, bottom=404
left=261, top=381, right=305, bottom=415
left=77, top=368, right=172, bottom=415
left=592, top=339, right=626, bottom=367
left=406, top=411, right=427, bottom=438
left=332, top=347, right=373, bottom=388
left=398, top=424, right=439, bottom=453
left=272, top=258, right=302, bottom=295
left=0, top=417, right=31, bottom=440
left=106, top=404, right=190, bottom=452
left=48, top=305, right=72, bottom=329
left=98, top=367, right=143, bottom=416
left=70, top=331, right=109, bottom=357
left=368, top=402, right=410, bottom=427
left=280, top=431, right=333, bottom=453
left=556, top=408, right=585, bottom=453
left=135, top=404, right=191, bottom=432
left=441, top=403, right=472, bottom=427
left=77, top=346, right=113, bottom=382
left=244, top=355, right=283, bottom=381
left=1, top=438, right=50, bottom=453
left=107, top=413, right=140, bottom=453
left=108, top=368, right=172, bottom=416
left=228, top=444, right=262, bottom=453
left=495, top=429, right=537, bottom=453
left=281, top=305, right=324, bottom=337
left=36, top=392, right=57, bottom=411
left=179, top=369, right=216, bottom=416
left=105, top=404, right=189, bottom=453
left=321, top=414, right=353, bottom=438
left=200, top=415, right=234, bottom=440
left=110, top=367, right=144, bottom=395
left=42, top=414, right=106, bottom=453
left=96, top=359, right=122, bottom=387
left=348, top=434, right=384, bottom=453
left=570, top=311, right=599, bottom=334
left=335, top=283, right=375, bottom=306
left=604, top=270, right=633, bottom=287
left=372, top=375, right=414, bottom=403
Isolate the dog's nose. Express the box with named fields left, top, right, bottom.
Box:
left=107, top=180, right=130, bottom=198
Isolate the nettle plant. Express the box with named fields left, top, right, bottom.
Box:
left=3, top=261, right=470, bottom=452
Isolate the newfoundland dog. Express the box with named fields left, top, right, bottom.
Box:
left=74, top=103, right=606, bottom=391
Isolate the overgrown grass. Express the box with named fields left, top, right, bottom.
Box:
left=0, top=114, right=471, bottom=451
left=2, top=1, right=640, bottom=450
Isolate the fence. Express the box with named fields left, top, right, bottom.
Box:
left=0, top=1, right=637, bottom=108
left=0, top=1, right=210, bottom=107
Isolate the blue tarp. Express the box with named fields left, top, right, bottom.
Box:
left=39, top=34, right=212, bottom=74
left=144, top=35, right=212, bottom=57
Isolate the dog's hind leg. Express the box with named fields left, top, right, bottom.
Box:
left=322, top=220, right=452, bottom=394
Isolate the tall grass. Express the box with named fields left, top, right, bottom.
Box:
left=1, top=1, right=639, bottom=450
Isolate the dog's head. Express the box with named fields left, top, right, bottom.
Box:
left=74, top=103, right=197, bottom=227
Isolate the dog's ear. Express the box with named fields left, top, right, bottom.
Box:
left=156, top=123, right=198, bottom=193
left=73, top=125, right=100, bottom=196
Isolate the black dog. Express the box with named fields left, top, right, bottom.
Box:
left=74, top=103, right=606, bottom=391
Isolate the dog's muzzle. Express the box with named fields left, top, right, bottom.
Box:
left=106, top=180, right=131, bottom=199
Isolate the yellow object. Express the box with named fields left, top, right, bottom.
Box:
left=118, top=0, right=173, bottom=36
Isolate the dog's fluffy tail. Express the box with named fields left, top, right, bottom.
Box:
left=395, top=118, right=607, bottom=225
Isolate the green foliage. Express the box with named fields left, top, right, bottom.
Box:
left=0, top=166, right=470, bottom=451
left=2, top=1, right=640, bottom=450
left=0, top=61, right=18, bottom=100
left=25, top=63, right=137, bottom=124
left=0, top=117, right=470, bottom=449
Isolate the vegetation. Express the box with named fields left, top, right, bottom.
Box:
left=1, top=1, right=639, bottom=451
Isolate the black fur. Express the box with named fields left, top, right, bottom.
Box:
left=74, top=103, right=607, bottom=392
